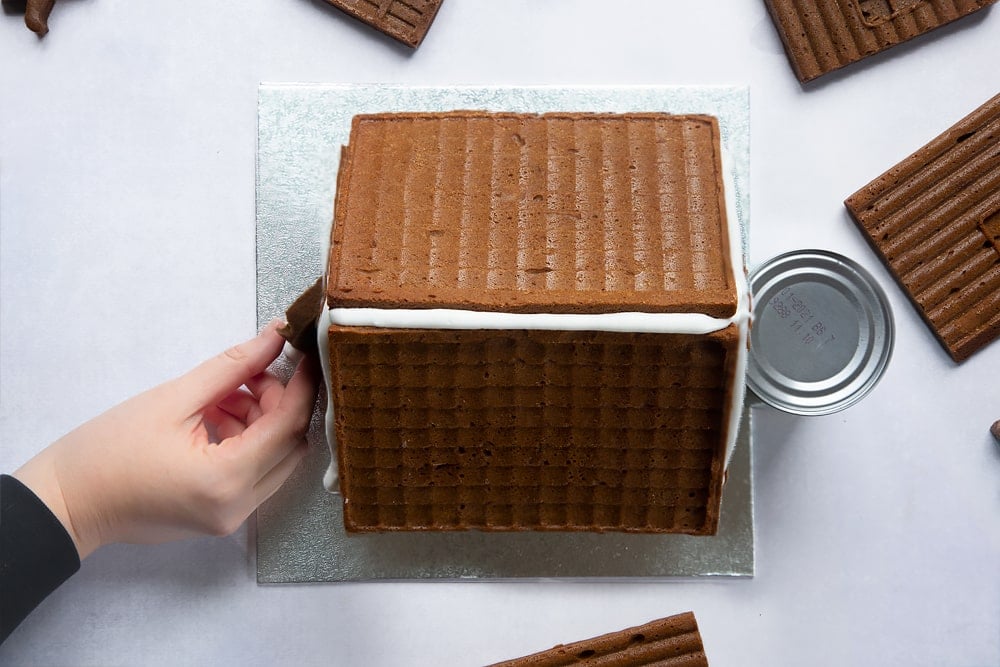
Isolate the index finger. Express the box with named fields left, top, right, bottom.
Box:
left=232, top=354, right=319, bottom=481
left=171, top=320, right=286, bottom=415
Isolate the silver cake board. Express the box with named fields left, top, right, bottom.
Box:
left=255, top=84, right=754, bottom=581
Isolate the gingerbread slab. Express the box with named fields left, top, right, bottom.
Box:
left=489, top=612, right=709, bottom=667
left=845, top=93, right=1000, bottom=361
left=322, top=0, right=443, bottom=47
left=764, top=0, right=997, bottom=82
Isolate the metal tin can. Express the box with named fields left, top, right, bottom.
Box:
left=747, top=249, right=894, bottom=416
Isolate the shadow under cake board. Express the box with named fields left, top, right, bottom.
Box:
left=255, top=84, right=754, bottom=581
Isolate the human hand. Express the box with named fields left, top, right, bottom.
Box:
left=14, top=320, right=319, bottom=559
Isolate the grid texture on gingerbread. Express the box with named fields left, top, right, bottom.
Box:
left=331, top=327, right=738, bottom=534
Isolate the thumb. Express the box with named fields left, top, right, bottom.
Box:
left=170, top=320, right=286, bottom=415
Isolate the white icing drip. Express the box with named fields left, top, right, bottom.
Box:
left=317, top=306, right=339, bottom=491
left=317, top=305, right=341, bottom=492
left=281, top=340, right=304, bottom=364
left=728, top=314, right=750, bottom=465
left=322, top=452, right=337, bottom=493
left=319, top=142, right=750, bottom=479
left=719, top=146, right=750, bottom=467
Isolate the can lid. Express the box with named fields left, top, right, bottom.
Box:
left=747, top=250, right=894, bottom=416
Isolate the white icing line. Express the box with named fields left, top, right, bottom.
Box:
left=331, top=307, right=736, bottom=334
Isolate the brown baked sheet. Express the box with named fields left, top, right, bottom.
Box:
left=321, top=0, right=443, bottom=48
left=763, top=0, right=997, bottom=83
left=329, top=112, right=737, bottom=318
left=330, top=326, right=739, bottom=534
left=845, top=93, right=1000, bottom=362
left=488, top=612, right=709, bottom=667
left=277, top=278, right=324, bottom=353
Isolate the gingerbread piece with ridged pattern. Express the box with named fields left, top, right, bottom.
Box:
left=764, top=0, right=997, bottom=83
left=488, top=612, right=709, bottom=667
left=845, top=93, right=1000, bottom=361
left=321, top=0, right=443, bottom=48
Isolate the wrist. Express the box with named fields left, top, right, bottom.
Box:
left=13, top=449, right=100, bottom=560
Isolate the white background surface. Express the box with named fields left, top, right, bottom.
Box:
left=1, top=1, right=998, bottom=665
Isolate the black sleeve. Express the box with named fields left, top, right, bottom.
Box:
left=1, top=474, right=81, bottom=644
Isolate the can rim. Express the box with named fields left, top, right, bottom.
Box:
left=746, top=249, right=894, bottom=416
